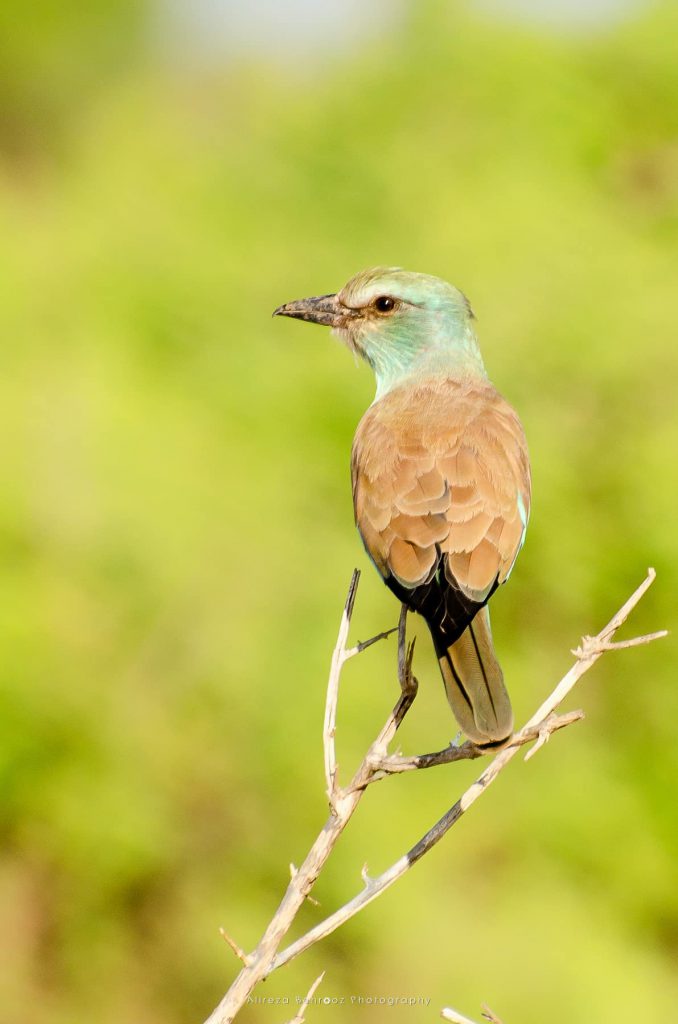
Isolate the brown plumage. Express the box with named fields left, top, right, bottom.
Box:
left=352, top=376, right=531, bottom=745
left=274, top=267, right=531, bottom=747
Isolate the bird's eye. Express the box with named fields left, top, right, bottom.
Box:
left=374, top=295, right=396, bottom=314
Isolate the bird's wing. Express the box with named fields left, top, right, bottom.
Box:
left=352, top=379, right=531, bottom=605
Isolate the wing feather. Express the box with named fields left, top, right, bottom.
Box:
left=352, top=378, right=530, bottom=607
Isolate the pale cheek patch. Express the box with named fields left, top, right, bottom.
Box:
left=331, top=325, right=359, bottom=357
left=332, top=322, right=372, bottom=365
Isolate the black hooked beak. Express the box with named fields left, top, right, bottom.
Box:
left=273, top=292, right=353, bottom=328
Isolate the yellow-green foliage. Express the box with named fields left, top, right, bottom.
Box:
left=0, top=3, right=676, bottom=1022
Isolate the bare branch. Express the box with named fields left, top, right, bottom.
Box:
left=369, top=710, right=584, bottom=778
left=481, top=1006, right=504, bottom=1024
left=573, top=629, right=667, bottom=657
left=442, top=1006, right=504, bottom=1024
left=346, top=625, right=399, bottom=658
left=284, top=972, right=325, bottom=1024
left=323, top=569, right=360, bottom=807
left=219, top=929, right=250, bottom=967
left=267, top=569, right=664, bottom=975
left=441, top=1009, right=480, bottom=1024
left=203, top=569, right=665, bottom=1022
left=441, top=1006, right=504, bottom=1024
left=203, top=574, right=417, bottom=1024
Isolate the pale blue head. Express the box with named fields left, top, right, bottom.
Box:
left=274, top=266, right=487, bottom=397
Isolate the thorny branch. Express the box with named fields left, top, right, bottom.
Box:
left=203, top=568, right=665, bottom=1024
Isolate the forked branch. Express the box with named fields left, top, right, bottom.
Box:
left=203, top=569, right=665, bottom=1023
left=204, top=570, right=414, bottom=1023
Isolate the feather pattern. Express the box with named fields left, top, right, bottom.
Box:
left=352, top=375, right=531, bottom=606
left=352, top=374, right=530, bottom=746
left=275, top=266, right=531, bottom=747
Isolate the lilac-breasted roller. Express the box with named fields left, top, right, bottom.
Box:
left=274, top=268, right=531, bottom=746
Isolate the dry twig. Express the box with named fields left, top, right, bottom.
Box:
left=284, top=972, right=325, bottom=1024
left=203, top=568, right=665, bottom=1023
left=219, top=929, right=250, bottom=967
left=442, top=1006, right=504, bottom=1024
left=205, top=570, right=412, bottom=1022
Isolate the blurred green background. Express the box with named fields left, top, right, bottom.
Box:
left=1, top=1, right=676, bottom=1021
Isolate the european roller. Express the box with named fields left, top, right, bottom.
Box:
left=274, top=268, right=531, bottom=747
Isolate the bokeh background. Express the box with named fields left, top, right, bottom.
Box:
left=1, top=1, right=677, bottom=1021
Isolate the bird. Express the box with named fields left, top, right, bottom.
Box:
left=274, top=267, right=531, bottom=747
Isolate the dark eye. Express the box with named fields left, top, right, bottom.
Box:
left=374, top=295, right=396, bottom=313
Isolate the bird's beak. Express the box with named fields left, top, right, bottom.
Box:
left=273, top=292, right=350, bottom=328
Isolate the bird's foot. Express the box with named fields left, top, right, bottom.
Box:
left=399, top=639, right=418, bottom=698
left=396, top=604, right=418, bottom=696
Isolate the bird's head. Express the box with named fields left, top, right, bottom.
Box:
left=274, top=267, right=486, bottom=397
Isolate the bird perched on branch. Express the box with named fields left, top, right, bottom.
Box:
left=274, top=268, right=531, bottom=746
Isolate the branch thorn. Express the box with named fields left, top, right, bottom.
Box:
left=524, top=723, right=551, bottom=761
left=285, top=971, right=326, bottom=1024
left=219, top=927, right=251, bottom=966
left=348, top=624, right=399, bottom=657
